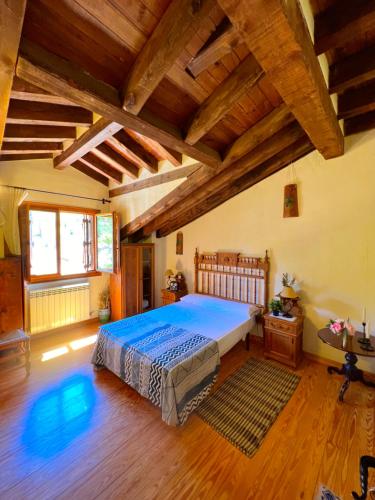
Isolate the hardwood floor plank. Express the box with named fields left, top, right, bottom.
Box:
left=0, top=323, right=373, bottom=499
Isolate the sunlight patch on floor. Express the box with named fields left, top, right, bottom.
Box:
left=41, top=334, right=97, bottom=361
left=41, top=346, right=69, bottom=362
left=69, top=334, right=97, bottom=350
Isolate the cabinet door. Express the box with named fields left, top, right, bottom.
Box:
left=0, top=259, right=23, bottom=333
left=123, top=246, right=140, bottom=317
left=265, top=329, right=294, bottom=363
left=141, top=246, right=153, bottom=312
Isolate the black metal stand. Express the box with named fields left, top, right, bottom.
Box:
left=327, top=352, right=375, bottom=402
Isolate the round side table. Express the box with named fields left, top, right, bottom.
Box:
left=318, top=328, right=375, bottom=402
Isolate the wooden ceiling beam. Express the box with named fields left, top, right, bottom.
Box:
left=124, top=129, right=183, bottom=166
left=185, top=55, right=264, bottom=145
left=72, top=160, right=109, bottom=187
left=54, top=119, right=122, bottom=169
left=93, top=143, right=139, bottom=179
left=121, top=164, right=215, bottom=238
left=112, top=130, right=158, bottom=173
left=122, top=0, right=217, bottom=114
left=218, top=0, right=344, bottom=159
left=0, top=153, right=53, bottom=161
left=3, top=124, right=76, bottom=142
left=344, top=110, right=375, bottom=136
left=143, top=122, right=305, bottom=237
left=157, top=138, right=313, bottom=236
left=6, top=100, right=93, bottom=127
left=10, top=77, right=78, bottom=106
left=17, top=42, right=221, bottom=168
left=329, top=45, right=375, bottom=95
left=315, top=0, right=375, bottom=55
left=163, top=148, right=183, bottom=167
left=80, top=152, right=122, bottom=184
left=338, top=81, right=375, bottom=120
left=110, top=163, right=201, bottom=198
left=223, top=104, right=294, bottom=166
left=0, top=0, right=27, bottom=149
left=187, top=25, right=242, bottom=78
left=105, top=135, right=150, bottom=173
left=121, top=124, right=301, bottom=239
left=1, top=141, right=63, bottom=153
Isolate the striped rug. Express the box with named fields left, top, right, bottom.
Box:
left=196, top=358, right=300, bottom=457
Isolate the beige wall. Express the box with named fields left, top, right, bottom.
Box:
left=0, top=158, right=110, bottom=321
left=135, top=131, right=375, bottom=373
left=110, top=156, right=197, bottom=223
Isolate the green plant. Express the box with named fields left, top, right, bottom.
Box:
left=269, top=299, right=282, bottom=312
left=99, top=287, right=110, bottom=310
left=282, top=272, right=296, bottom=287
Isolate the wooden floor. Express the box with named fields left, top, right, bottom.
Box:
left=0, top=322, right=374, bottom=500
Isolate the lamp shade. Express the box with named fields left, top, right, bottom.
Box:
left=280, top=286, right=298, bottom=299
left=165, top=269, right=174, bottom=277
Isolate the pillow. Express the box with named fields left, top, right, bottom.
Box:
left=181, top=294, right=260, bottom=318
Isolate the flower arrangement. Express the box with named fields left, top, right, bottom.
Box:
left=327, top=318, right=355, bottom=336
left=282, top=273, right=296, bottom=288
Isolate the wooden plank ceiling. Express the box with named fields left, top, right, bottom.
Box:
left=1, top=0, right=372, bottom=238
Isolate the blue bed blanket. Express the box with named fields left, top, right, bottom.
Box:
left=92, top=315, right=220, bottom=426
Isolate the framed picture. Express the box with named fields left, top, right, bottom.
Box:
left=176, top=231, right=183, bottom=255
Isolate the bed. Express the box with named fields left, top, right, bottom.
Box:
left=92, top=249, right=269, bottom=426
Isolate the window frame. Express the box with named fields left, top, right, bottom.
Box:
left=20, top=202, right=101, bottom=283
left=95, top=212, right=120, bottom=274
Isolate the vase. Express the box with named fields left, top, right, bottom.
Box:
left=98, top=308, right=110, bottom=324
left=342, top=329, right=348, bottom=348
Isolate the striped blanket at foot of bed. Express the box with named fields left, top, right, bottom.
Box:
left=92, top=318, right=220, bottom=426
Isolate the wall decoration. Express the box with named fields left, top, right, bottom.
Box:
left=176, top=231, right=183, bottom=255
left=283, top=184, right=299, bottom=218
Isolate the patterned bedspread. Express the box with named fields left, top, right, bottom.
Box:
left=91, top=315, right=220, bottom=426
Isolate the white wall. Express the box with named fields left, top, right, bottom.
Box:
left=0, top=158, right=110, bottom=320
left=116, top=131, right=375, bottom=373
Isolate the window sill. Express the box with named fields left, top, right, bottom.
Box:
left=27, top=271, right=102, bottom=284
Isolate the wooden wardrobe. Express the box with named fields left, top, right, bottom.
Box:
left=110, top=243, right=154, bottom=321
left=0, top=257, right=24, bottom=334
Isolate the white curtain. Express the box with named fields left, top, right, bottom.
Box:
left=0, top=187, right=29, bottom=255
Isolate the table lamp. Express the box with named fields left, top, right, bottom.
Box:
left=279, top=286, right=299, bottom=317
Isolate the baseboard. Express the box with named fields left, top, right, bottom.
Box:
left=28, top=318, right=99, bottom=340
left=304, top=351, right=375, bottom=382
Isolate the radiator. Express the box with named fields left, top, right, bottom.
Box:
left=29, top=282, right=90, bottom=334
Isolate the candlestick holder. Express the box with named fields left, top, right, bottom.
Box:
left=358, top=322, right=368, bottom=344
left=360, top=340, right=374, bottom=352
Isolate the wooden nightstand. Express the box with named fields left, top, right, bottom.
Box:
left=263, top=313, right=304, bottom=368
left=161, top=289, right=187, bottom=305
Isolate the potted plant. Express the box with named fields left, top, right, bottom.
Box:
left=269, top=298, right=282, bottom=316
left=98, top=287, right=111, bottom=323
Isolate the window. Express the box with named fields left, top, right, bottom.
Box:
left=20, top=203, right=119, bottom=282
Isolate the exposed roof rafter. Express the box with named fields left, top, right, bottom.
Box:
left=217, top=0, right=344, bottom=159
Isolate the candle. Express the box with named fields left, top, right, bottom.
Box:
left=362, top=307, right=367, bottom=324
left=366, top=320, right=370, bottom=339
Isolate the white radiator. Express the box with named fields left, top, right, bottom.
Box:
left=29, top=282, right=90, bottom=334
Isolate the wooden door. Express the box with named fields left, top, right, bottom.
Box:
left=123, top=245, right=140, bottom=317
left=0, top=258, right=24, bottom=333
left=140, top=245, right=153, bottom=312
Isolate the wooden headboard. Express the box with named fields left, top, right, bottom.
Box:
left=194, top=249, right=269, bottom=309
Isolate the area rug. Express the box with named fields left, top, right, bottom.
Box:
left=196, top=358, right=300, bottom=457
